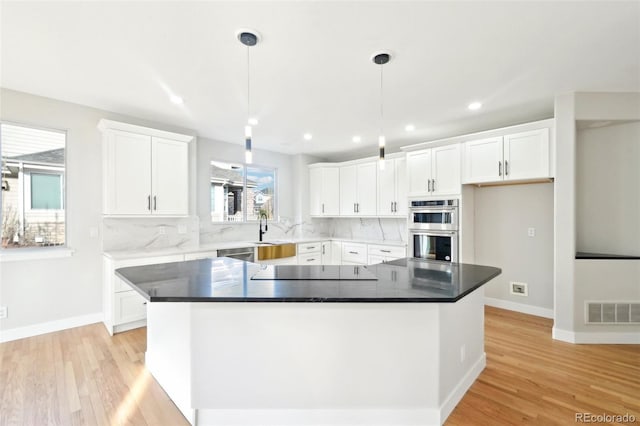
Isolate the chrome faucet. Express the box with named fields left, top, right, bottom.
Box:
left=259, top=212, right=268, bottom=242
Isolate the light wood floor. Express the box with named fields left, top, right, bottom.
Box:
left=0, top=306, right=638, bottom=425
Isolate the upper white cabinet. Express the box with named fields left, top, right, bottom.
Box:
left=309, top=166, right=340, bottom=216
left=340, top=162, right=377, bottom=216
left=99, top=120, right=193, bottom=216
left=407, top=145, right=460, bottom=197
left=463, top=128, right=550, bottom=184
left=377, top=156, right=407, bottom=216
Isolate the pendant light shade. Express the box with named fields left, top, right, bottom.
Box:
left=238, top=29, right=260, bottom=164
left=372, top=51, right=391, bottom=170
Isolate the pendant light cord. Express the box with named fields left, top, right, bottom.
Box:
left=379, top=64, right=384, bottom=135
left=247, top=45, right=251, bottom=122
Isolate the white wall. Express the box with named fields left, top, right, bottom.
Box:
left=576, top=121, right=640, bottom=256
left=0, top=89, right=196, bottom=330
left=554, top=92, right=640, bottom=342
left=0, top=88, right=307, bottom=332
left=473, top=183, right=554, bottom=312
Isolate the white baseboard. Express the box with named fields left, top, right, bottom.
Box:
left=485, top=297, right=554, bottom=319
left=439, top=353, right=486, bottom=423
left=0, top=312, right=102, bottom=343
left=553, top=327, right=640, bottom=344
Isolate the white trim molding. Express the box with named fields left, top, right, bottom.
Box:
left=439, top=353, right=486, bottom=422
left=553, top=327, right=640, bottom=344
left=0, top=247, right=74, bottom=262
left=0, top=312, right=102, bottom=343
left=485, top=297, right=554, bottom=319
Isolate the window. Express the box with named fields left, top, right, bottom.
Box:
left=1, top=123, right=66, bottom=248
left=210, top=161, right=276, bottom=222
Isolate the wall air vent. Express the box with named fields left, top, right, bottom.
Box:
left=585, top=302, right=640, bottom=324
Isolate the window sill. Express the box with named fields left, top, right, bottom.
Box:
left=0, top=247, right=75, bottom=262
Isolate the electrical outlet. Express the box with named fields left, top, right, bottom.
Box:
left=178, top=225, right=187, bottom=235
left=460, top=344, right=466, bottom=364
left=159, top=226, right=166, bottom=235
left=510, top=282, right=528, bottom=296
left=0, top=306, right=8, bottom=319
left=528, top=227, right=536, bottom=237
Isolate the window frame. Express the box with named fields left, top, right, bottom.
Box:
left=0, top=120, right=68, bottom=251
left=209, top=160, right=278, bottom=224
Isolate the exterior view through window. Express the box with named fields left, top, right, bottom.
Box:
left=1, top=123, right=66, bottom=248
left=210, top=161, right=276, bottom=222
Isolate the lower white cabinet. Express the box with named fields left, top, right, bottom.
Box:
left=341, top=242, right=367, bottom=265
left=367, top=244, right=406, bottom=264
left=113, top=289, right=147, bottom=325
left=103, top=253, right=183, bottom=335
left=298, top=252, right=322, bottom=265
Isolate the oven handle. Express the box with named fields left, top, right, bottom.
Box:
left=409, top=229, right=458, bottom=236
left=410, top=208, right=457, bottom=214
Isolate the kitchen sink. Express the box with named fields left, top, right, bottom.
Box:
left=256, top=242, right=296, bottom=260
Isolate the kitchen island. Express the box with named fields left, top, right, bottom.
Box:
left=116, top=258, right=500, bottom=426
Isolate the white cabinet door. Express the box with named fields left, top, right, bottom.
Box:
left=463, top=137, right=503, bottom=183
left=339, top=165, right=358, bottom=216
left=394, top=157, right=408, bottom=215
left=104, top=131, right=152, bottom=215
left=331, top=241, right=342, bottom=265
left=114, top=290, right=147, bottom=324
left=309, top=167, right=323, bottom=216
left=356, top=162, right=377, bottom=216
left=321, top=241, right=332, bottom=264
left=503, top=128, right=550, bottom=181
left=407, top=150, right=431, bottom=196
left=298, top=252, right=322, bottom=265
left=322, top=167, right=340, bottom=215
left=152, top=137, right=189, bottom=215
left=432, top=145, right=461, bottom=196
left=377, top=159, right=396, bottom=215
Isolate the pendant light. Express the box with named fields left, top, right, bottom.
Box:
left=237, top=29, right=260, bottom=164
left=372, top=51, right=391, bottom=170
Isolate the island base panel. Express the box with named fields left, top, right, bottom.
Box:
left=146, top=289, right=485, bottom=426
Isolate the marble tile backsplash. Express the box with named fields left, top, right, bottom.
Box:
left=102, top=216, right=405, bottom=253
left=325, top=218, right=408, bottom=242
left=199, top=216, right=330, bottom=244
left=102, top=216, right=199, bottom=252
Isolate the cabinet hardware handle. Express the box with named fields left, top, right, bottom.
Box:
left=394, top=202, right=397, bottom=212
left=432, top=179, right=436, bottom=192
left=307, top=258, right=315, bottom=262
left=357, top=203, right=360, bottom=213
left=307, top=246, right=316, bottom=249
left=354, top=203, right=356, bottom=213
left=427, top=180, right=432, bottom=192
left=322, top=245, right=325, bottom=255
left=143, top=302, right=147, bottom=305
left=390, top=201, right=394, bottom=213
left=322, top=203, right=324, bottom=213
left=381, top=249, right=391, bottom=253
left=505, top=160, right=509, bottom=176
left=348, top=251, right=359, bottom=254
left=153, top=196, right=157, bottom=211
left=498, top=161, right=502, bottom=176
left=147, top=195, right=151, bottom=211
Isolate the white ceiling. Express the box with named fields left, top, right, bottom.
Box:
left=2, top=1, right=639, bottom=160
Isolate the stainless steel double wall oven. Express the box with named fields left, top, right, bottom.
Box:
left=409, top=199, right=459, bottom=262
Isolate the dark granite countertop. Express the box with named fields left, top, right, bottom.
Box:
left=575, top=252, right=640, bottom=260
left=115, top=257, right=501, bottom=303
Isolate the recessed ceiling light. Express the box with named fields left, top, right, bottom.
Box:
left=303, top=133, right=313, bottom=141
left=248, top=118, right=259, bottom=126
left=405, top=124, right=415, bottom=132
left=468, top=102, right=482, bottom=111
left=352, top=136, right=362, bottom=143
left=170, top=95, right=184, bottom=105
